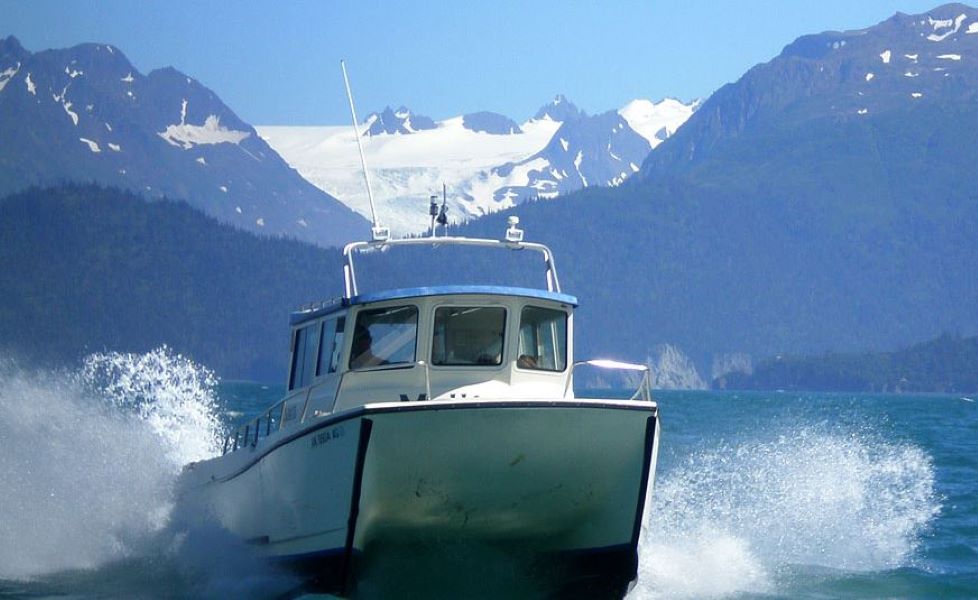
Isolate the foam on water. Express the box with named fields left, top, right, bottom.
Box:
left=630, top=423, right=941, bottom=599
left=0, top=348, right=224, bottom=581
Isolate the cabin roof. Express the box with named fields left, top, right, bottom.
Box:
left=290, top=285, right=578, bottom=326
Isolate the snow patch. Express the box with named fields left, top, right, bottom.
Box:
left=25, top=72, right=36, bottom=95
left=235, top=206, right=242, bottom=214
left=65, top=66, right=83, bottom=78
left=858, top=108, right=869, bottom=115
left=53, top=87, right=79, bottom=126
left=630, top=162, right=640, bottom=172
left=105, top=123, right=112, bottom=132
left=911, top=92, right=924, bottom=98
left=257, top=116, right=560, bottom=234
left=904, top=71, right=919, bottom=78
left=79, top=138, right=101, bottom=153
left=937, top=54, right=962, bottom=60
left=196, top=157, right=207, bottom=165
left=256, top=218, right=265, bottom=227
left=121, top=72, right=134, bottom=83
left=573, top=150, right=587, bottom=186
left=219, top=185, right=228, bottom=193
left=905, top=53, right=919, bottom=62
left=0, top=63, right=20, bottom=93
left=927, top=14, right=966, bottom=42
left=297, top=219, right=308, bottom=228
left=880, top=50, right=891, bottom=64
left=865, top=72, right=875, bottom=81
left=619, top=98, right=697, bottom=148
left=159, top=114, right=250, bottom=149
left=108, top=143, right=121, bottom=152
left=559, top=137, right=569, bottom=152
left=968, top=22, right=978, bottom=34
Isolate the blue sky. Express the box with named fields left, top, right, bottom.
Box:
left=1, top=0, right=952, bottom=124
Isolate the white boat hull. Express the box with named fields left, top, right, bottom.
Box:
left=177, top=399, right=658, bottom=596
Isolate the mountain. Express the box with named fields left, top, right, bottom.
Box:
left=11, top=7, right=977, bottom=383
left=641, top=4, right=978, bottom=179
left=489, top=110, right=653, bottom=201
left=0, top=36, right=369, bottom=247
left=441, top=3, right=978, bottom=377
left=364, top=106, right=437, bottom=136
left=716, top=334, right=978, bottom=394
left=257, top=96, right=696, bottom=235
left=461, top=111, right=523, bottom=134
left=533, top=94, right=585, bottom=122
left=0, top=184, right=345, bottom=380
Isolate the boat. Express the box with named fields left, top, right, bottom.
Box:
left=176, top=63, right=659, bottom=597
left=176, top=218, right=659, bottom=598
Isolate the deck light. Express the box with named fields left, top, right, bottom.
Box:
left=505, top=216, right=524, bottom=243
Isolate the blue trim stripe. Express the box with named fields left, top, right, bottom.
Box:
left=352, top=285, right=578, bottom=307
left=291, top=286, right=578, bottom=326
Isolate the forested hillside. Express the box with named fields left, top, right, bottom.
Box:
left=717, top=334, right=978, bottom=394
left=0, top=184, right=344, bottom=379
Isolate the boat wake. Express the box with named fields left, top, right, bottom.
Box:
left=0, top=349, right=296, bottom=598
left=630, top=422, right=941, bottom=599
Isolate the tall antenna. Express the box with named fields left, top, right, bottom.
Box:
left=340, top=60, right=388, bottom=241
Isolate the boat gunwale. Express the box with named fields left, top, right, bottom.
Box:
left=198, top=398, right=658, bottom=484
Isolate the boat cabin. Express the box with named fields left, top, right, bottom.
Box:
left=284, top=285, right=578, bottom=424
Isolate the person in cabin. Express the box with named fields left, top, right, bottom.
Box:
left=350, top=323, right=383, bottom=369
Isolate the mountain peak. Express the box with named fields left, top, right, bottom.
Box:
left=1, top=35, right=25, bottom=53
left=363, top=105, right=437, bottom=135
left=461, top=111, right=522, bottom=135
left=533, top=94, right=585, bottom=122
left=0, top=37, right=369, bottom=246
left=0, top=35, right=28, bottom=62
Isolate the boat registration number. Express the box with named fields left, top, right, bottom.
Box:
left=311, top=425, right=346, bottom=448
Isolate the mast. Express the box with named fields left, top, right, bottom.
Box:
left=340, top=60, right=388, bottom=241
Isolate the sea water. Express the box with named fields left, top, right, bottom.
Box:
left=0, top=349, right=974, bottom=599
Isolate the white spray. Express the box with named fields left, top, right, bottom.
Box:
left=0, top=348, right=224, bottom=581
left=629, top=423, right=940, bottom=599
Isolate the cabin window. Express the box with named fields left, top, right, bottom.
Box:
left=316, top=316, right=345, bottom=376
left=432, top=307, right=506, bottom=366
left=350, top=306, right=418, bottom=369
left=517, top=306, right=567, bottom=371
left=289, top=322, right=322, bottom=389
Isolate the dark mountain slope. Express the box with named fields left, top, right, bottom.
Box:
left=0, top=184, right=345, bottom=379
left=0, top=36, right=369, bottom=247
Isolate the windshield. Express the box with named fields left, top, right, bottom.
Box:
left=350, top=305, right=418, bottom=369
left=432, top=306, right=506, bottom=366
left=517, top=306, right=567, bottom=371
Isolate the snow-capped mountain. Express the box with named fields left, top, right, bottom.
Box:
left=364, top=106, right=437, bottom=135
left=0, top=36, right=369, bottom=247
left=533, top=94, right=585, bottom=121
left=641, top=3, right=978, bottom=179
left=258, top=96, right=696, bottom=235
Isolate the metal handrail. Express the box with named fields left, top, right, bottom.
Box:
left=341, top=235, right=561, bottom=299
left=222, top=397, right=288, bottom=456
left=564, top=359, right=653, bottom=402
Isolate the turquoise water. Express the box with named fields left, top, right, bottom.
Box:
left=0, top=353, right=975, bottom=598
